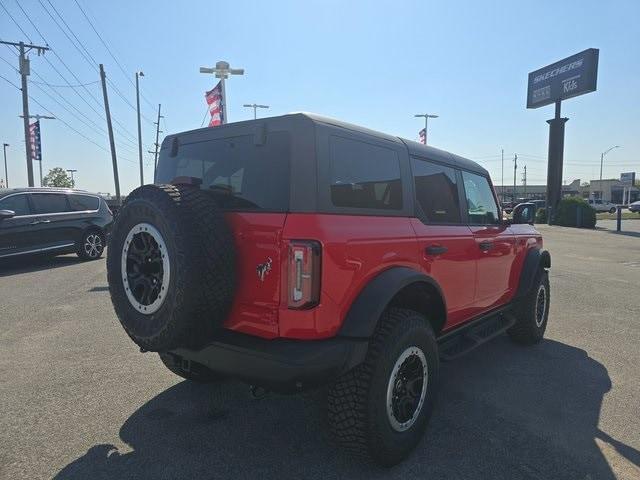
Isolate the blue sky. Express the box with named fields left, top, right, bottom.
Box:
left=1, top=0, right=639, bottom=194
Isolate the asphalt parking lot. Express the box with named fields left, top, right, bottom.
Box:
left=1, top=225, right=639, bottom=480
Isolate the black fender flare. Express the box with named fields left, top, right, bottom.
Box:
left=515, top=248, right=551, bottom=299
left=338, top=267, right=446, bottom=338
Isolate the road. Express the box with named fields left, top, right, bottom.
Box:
left=1, top=225, right=639, bottom=479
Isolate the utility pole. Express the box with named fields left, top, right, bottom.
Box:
left=243, top=103, right=269, bottom=119
left=414, top=113, right=439, bottom=146
left=99, top=64, right=121, bottom=205
left=151, top=104, right=163, bottom=181
left=135, top=71, right=145, bottom=186
left=513, top=154, right=518, bottom=203
left=501, top=148, right=504, bottom=201
left=0, top=40, right=49, bottom=187
left=2, top=143, right=9, bottom=188
left=199, top=61, right=245, bottom=124
left=20, top=114, right=55, bottom=186
left=522, top=164, right=527, bottom=197
left=66, top=169, right=77, bottom=188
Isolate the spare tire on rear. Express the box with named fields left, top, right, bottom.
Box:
left=106, top=184, right=236, bottom=352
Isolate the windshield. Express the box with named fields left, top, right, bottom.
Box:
left=156, top=131, right=290, bottom=211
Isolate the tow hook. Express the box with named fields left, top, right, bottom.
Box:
left=249, top=385, right=269, bottom=400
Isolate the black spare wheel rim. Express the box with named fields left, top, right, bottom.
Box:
left=386, top=346, right=428, bottom=432
left=106, top=184, right=236, bottom=352
left=122, top=223, right=170, bottom=315
left=535, top=283, right=547, bottom=328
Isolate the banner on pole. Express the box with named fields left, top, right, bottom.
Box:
left=29, top=121, right=42, bottom=161
left=418, top=128, right=426, bottom=145
left=205, top=82, right=224, bottom=127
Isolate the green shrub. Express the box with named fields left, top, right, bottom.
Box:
left=535, top=207, right=547, bottom=224
left=552, top=197, right=596, bottom=228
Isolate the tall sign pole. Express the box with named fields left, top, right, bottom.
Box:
left=527, top=48, right=599, bottom=223
left=100, top=64, right=121, bottom=205
left=0, top=40, right=49, bottom=187
left=2, top=143, right=9, bottom=188
left=21, top=114, right=55, bottom=186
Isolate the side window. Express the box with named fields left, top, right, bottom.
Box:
left=329, top=136, right=402, bottom=210
left=68, top=194, right=99, bottom=211
left=461, top=171, right=500, bottom=224
left=30, top=193, right=69, bottom=214
left=0, top=194, right=31, bottom=216
left=411, top=157, right=461, bottom=223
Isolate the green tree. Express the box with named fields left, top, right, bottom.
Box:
left=42, top=167, right=74, bottom=188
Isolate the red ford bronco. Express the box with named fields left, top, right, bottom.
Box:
left=106, top=113, right=550, bottom=466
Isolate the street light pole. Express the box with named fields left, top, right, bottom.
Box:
left=414, top=113, right=439, bottom=145
left=66, top=169, right=77, bottom=188
left=243, top=103, right=269, bottom=119
left=2, top=143, right=9, bottom=188
left=135, top=71, right=144, bottom=186
left=200, top=61, right=244, bottom=124
left=599, top=145, right=621, bottom=181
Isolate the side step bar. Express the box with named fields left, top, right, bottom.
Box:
left=438, top=309, right=516, bottom=361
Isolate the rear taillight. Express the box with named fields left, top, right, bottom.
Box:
left=288, top=240, right=321, bottom=309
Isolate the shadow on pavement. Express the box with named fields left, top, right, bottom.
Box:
left=0, top=254, right=85, bottom=277
left=55, top=338, right=639, bottom=480
left=604, top=230, right=640, bottom=238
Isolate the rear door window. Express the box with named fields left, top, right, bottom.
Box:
left=329, top=136, right=402, bottom=210
left=68, top=194, right=99, bottom=211
left=156, top=132, right=290, bottom=211
left=411, top=157, right=461, bottom=223
left=0, top=194, right=31, bottom=216
left=30, top=193, right=69, bottom=214
left=461, top=171, right=500, bottom=224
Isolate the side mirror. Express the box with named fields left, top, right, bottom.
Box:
left=0, top=209, right=16, bottom=220
left=512, top=203, right=535, bottom=225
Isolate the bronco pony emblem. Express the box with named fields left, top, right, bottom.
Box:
left=256, top=257, right=272, bottom=282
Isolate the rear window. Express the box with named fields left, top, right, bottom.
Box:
left=156, top=132, right=290, bottom=211
left=68, top=194, right=99, bottom=211
left=30, top=193, right=69, bottom=214
left=329, top=136, right=402, bottom=210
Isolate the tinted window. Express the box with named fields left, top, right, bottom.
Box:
left=329, top=136, right=402, bottom=210
left=411, top=157, right=461, bottom=223
left=156, top=132, right=290, bottom=211
left=68, top=194, right=99, bottom=211
left=30, top=193, right=69, bottom=214
left=0, top=194, right=31, bottom=216
left=462, top=171, right=499, bottom=224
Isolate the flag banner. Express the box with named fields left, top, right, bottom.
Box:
left=29, top=121, right=42, bottom=161
left=418, top=128, right=426, bottom=145
left=205, top=82, right=224, bottom=127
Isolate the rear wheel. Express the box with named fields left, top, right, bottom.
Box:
left=508, top=269, right=550, bottom=345
left=327, top=308, right=439, bottom=466
left=77, top=230, right=105, bottom=260
left=609, top=207, right=616, bottom=214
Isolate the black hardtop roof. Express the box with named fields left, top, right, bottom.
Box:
left=162, top=112, right=488, bottom=176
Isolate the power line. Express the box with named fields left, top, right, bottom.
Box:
left=30, top=79, right=100, bottom=88
left=0, top=71, right=21, bottom=90
left=73, top=0, right=157, bottom=112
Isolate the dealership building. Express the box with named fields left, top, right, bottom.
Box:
left=499, top=174, right=639, bottom=204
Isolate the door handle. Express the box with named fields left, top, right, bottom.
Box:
left=479, top=241, right=494, bottom=252
left=30, top=220, right=41, bottom=225
left=425, top=245, right=448, bottom=255
left=40, top=219, right=51, bottom=223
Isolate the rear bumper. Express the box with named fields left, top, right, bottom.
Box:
left=168, top=330, right=368, bottom=393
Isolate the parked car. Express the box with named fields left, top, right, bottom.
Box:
left=587, top=198, right=617, bottom=213
left=0, top=188, right=112, bottom=261
left=106, top=113, right=551, bottom=466
left=530, top=199, right=546, bottom=212
left=628, top=200, right=640, bottom=213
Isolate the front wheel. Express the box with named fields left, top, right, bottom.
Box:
left=508, top=269, right=550, bottom=345
left=327, top=308, right=439, bottom=466
left=77, top=230, right=105, bottom=260
left=609, top=207, right=616, bottom=214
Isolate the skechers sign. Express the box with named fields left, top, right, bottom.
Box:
left=527, top=48, right=599, bottom=108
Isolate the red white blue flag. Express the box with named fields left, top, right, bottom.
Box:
left=205, top=82, right=224, bottom=127
left=29, top=121, right=42, bottom=161
left=418, top=128, right=426, bottom=145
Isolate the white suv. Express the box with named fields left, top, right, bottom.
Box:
left=587, top=199, right=617, bottom=213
